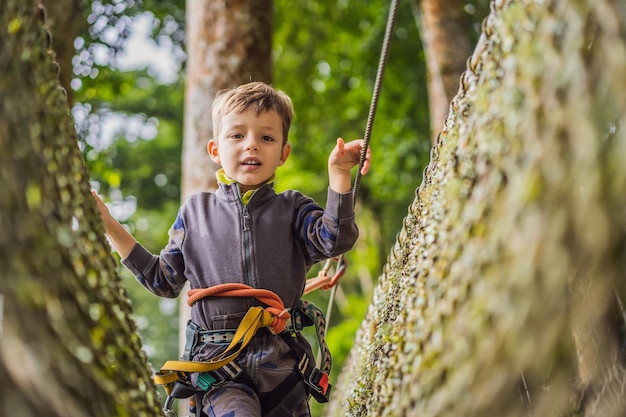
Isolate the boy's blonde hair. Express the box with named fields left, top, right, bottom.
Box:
left=212, top=82, right=294, bottom=145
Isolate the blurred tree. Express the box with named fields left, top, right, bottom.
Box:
left=411, top=0, right=475, bottom=139
left=182, top=0, right=272, bottom=196
left=38, top=0, right=86, bottom=103
left=0, top=3, right=161, bottom=415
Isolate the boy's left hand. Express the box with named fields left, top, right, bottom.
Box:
left=328, top=138, right=371, bottom=176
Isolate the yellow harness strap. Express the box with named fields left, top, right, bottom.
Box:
left=154, top=306, right=274, bottom=393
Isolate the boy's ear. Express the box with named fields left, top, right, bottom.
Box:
left=278, top=142, right=291, bottom=166
left=207, top=139, right=220, bottom=163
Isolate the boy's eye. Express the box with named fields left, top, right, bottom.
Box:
left=230, top=133, right=244, bottom=139
left=261, top=135, right=274, bottom=142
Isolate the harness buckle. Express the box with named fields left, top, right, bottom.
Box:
left=308, top=368, right=330, bottom=396
left=196, top=362, right=245, bottom=391
left=182, top=320, right=201, bottom=361
left=289, top=341, right=332, bottom=404
left=196, top=372, right=217, bottom=391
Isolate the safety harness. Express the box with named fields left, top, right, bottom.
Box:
left=157, top=276, right=339, bottom=417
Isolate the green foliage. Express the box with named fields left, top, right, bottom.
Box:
left=77, top=63, right=184, bottom=367
left=273, top=0, right=431, bottom=207
left=75, top=1, right=186, bottom=366
left=271, top=2, right=437, bottom=281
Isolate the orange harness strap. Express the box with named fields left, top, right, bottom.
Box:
left=187, top=283, right=291, bottom=334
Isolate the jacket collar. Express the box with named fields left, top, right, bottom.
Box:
left=215, top=168, right=276, bottom=205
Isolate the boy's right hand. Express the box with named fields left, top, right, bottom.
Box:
left=90, top=190, right=138, bottom=259
left=91, top=190, right=112, bottom=229
left=328, top=138, right=371, bottom=194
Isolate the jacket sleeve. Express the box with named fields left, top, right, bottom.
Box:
left=296, top=188, right=359, bottom=261
left=121, top=210, right=187, bottom=298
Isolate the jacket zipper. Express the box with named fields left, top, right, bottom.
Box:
left=241, top=196, right=256, bottom=381
left=242, top=204, right=253, bottom=288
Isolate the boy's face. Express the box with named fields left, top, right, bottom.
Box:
left=208, top=107, right=291, bottom=193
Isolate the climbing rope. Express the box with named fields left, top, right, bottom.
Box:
left=352, top=0, right=401, bottom=201
left=323, top=0, right=401, bottom=326
left=188, top=283, right=290, bottom=334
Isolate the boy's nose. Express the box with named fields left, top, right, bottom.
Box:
left=244, top=135, right=259, bottom=150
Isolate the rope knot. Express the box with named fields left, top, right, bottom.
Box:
left=268, top=308, right=291, bottom=335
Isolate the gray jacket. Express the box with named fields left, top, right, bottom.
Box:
left=122, top=181, right=358, bottom=332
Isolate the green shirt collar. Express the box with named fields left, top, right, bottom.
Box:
left=215, top=168, right=275, bottom=205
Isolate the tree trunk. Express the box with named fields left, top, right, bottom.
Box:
left=37, top=0, right=85, bottom=104
left=181, top=0, right=273, bottom=198
left=411, top=0, right=473, bottom=140
left=178, top=0, right=273, bottom=412
left=0, top=2, right=161, bottom=416
left=328, top=0, right=626, bottom=416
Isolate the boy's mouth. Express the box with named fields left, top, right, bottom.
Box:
left=242, top=157, right=261, bottom=166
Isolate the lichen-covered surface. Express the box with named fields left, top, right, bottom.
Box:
left=0, top=3, right=161, bottom=416
left=328, top=0, right=626, bottom=416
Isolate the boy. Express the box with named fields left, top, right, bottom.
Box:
left=93, top=81, right=370, bottom=416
